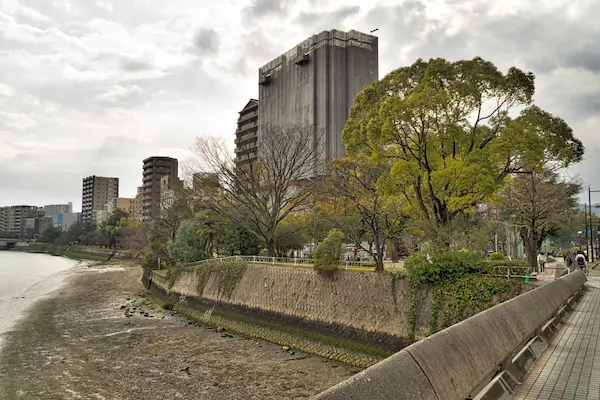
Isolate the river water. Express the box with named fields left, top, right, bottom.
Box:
left=0, top=252, right=78, bottom=349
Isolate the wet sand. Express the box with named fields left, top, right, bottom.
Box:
left=0, top=264, right=357, bottom=399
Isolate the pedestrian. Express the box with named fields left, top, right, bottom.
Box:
left=575, top=250, right=588, bottom=273
left=537, top=252, right=546, bottom=273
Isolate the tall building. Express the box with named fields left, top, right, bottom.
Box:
left=43, top=203, right=73, bottom=217
left=52, top=212, right=81, bottom=231
left=142, top=157, right=179, bottom=221
left=258, top=29, right=378, bottom=169
left=234, top=99, right=259, bottom=166
left=81, top=176, right=119, bottom=222
left=0, top=205, right=39, bottom=238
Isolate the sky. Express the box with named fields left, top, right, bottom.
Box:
left=0, top=0, right=599, bottom=211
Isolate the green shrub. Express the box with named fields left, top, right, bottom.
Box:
left=404, top=249, right=486, bottom=286
left=489, top=252, right=505, bottom=260
left=313, top=229, right=345, bottom=271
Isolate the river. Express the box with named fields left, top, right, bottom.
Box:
left=0, top=252, right=79, bottom=349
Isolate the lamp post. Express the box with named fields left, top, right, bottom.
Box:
left=578, top=231, right=583, bottom=251
left=588, top=188, right=600, bottom=262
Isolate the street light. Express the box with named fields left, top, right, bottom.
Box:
left=578, top=231, right=583, bottom=251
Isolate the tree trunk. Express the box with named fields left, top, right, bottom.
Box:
left=374, top=234, right=385, bottom=272
left=266, top=238, right=276, bottom=257
left=523, top=232, right=538, bottom=269
left=391, top=239, right=399, bottom=263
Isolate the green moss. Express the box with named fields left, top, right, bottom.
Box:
left=173, top=301, right=392, bottom=361
left=168, top=261, right=247, bottom=298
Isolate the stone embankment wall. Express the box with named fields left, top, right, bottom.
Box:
left=151, top=264, right=527, bottom=352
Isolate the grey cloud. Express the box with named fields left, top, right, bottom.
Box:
left=243, top=0, right=295, bottom=21
left=293, top=5, right=360, bottom=31
left=192, top=27, right=220, bottom=56
left=120, top=58, right=154, bottom=72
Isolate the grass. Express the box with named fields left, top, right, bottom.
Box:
left=154, top=269, right=168, bottom=277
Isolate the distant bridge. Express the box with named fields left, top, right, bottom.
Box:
left=0, top=238, right=19, bottom=249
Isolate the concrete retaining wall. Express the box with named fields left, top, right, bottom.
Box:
left=153, top=265, right=445, bottom=343
left=315, top=270, right=587, bottom=400
left=10, top=243, right=139, bottom=262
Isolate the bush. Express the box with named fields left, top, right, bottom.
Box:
left=489, top=252, right=505, bottom=260
left=313, top=229, right=345, bottom=271
left=404, top=249, right=486, bottom=286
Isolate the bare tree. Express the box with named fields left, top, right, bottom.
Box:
left=189, top=125, right=324, bottom=256
left=498, top=169, right=582, bottom=268
left=316, top=158, right=406, bottom=271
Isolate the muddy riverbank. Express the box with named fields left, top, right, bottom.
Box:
left=0, top=263, right=357, bottom=399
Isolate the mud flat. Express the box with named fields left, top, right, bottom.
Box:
left=0, top=264, right=357, bottom=400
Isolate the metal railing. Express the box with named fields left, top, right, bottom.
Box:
left=178, top=255, right=377, bottom=269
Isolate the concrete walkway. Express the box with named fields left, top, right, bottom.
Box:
left=513, top=271, right=600, bottom=400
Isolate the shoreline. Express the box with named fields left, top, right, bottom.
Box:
left=0, top=254, right=83, bottom=351
left=0, top=262, right=356, bottom=399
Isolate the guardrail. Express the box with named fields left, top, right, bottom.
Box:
left=314, top=270, right=587, bottom=400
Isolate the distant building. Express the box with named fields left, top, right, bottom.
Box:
left=26, top=216, right=53, bottom=238
left=192, top=172, right=220, bottom=198
left=52, top=212, right=82, bottom=232
left=43, top=203, right=73, bottom=217
left=160, top=175, right=176, bottom=213
left=142, top=157, right=179, bottom=221
left=258, top=29, right=378, bottom=173
left=82, top=176, right=119, bottom=223
left=108, top=197, right=135, bottom=216
left=0, top=205, right=39, bottom=239
left=92, top=204, right=110, bottom=225
left=131, top=187, right=144, bottom=221
left=234, top=99, right=259, bottom=166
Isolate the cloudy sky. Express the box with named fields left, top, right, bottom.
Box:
left=0, top=0, right=599, bottom=210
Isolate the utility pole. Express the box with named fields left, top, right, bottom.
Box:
left=585, top=203, right=589, bottom=258
left=590, top=187, right=594, bottom=262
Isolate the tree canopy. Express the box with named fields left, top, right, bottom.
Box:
left=343, top=57, right=584, bottom=244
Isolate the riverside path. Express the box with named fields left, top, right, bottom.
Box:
left=513, top=269, right=600, bottom=399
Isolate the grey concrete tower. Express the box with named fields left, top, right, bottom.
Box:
left=257, top=29, right=378, bottom=167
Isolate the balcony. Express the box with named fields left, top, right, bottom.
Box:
left=238, top=110, right=258, bottom=123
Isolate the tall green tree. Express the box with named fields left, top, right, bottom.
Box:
left=343, top=57, right=584, bottom=245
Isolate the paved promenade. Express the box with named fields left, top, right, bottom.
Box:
left=513, top=271, right=600, bottom=400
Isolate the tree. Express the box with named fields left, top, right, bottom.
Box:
left=273, top=221, right=305, bottom=256
left=497, top=169, right=582, bottom=268
left=343, top=57, right=584, bottom=245
left=190, top=125, right=323, bottom=256
left=315, top=158, right=406, bottom=271
left=313, top=229, right=345, bottom=271
left=99, top=209, right=129, bottom=248
left=38, top=226, right=62, bottom=244
left=167, top=219, right=206, bottom=263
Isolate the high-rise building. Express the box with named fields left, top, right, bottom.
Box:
left=258, top=29, right=378, bottom=170
left=81, top=176, right=119, bottom=222
left=234, top=99, right=259, bottom=166
left=43, top=203, right=73, bottom=217
left=142, top=157, right=179, bottom=221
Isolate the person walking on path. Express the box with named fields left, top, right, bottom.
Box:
left=575, top=251, right=588, bottom=274
left=537, top=252, right=546, bottom=273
